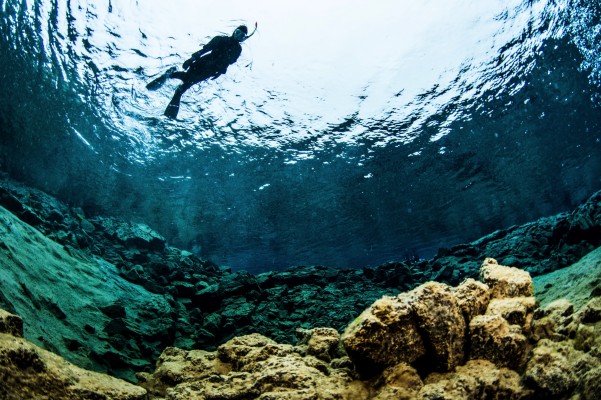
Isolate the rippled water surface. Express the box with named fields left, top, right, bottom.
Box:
left=1, top=0, right=600, bottom=272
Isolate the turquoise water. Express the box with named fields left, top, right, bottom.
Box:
left=0, top=0, right=600, bottom=272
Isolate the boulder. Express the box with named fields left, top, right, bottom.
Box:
left=296, top=327, right=342, bottom=362
left=452, top=278, right=490, bottom=322
left=480, top=258, right=534, bottom=299
left=342, top=295, right=425, bottom=376
left=485, top=296, right=537, bottom=334
left=96, top=218, right=166, bottom=251
left=469, top=314, right=529, bottom=370
left=406, top=282, right=465, bottom=372
left=343, top=280, right=468, bottom=376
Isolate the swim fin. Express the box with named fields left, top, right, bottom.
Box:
left=164, top=102, right=180, bottom=119
left=146, top=67, right=176, bottom=90
left=164, top=90, right=182, bottom=119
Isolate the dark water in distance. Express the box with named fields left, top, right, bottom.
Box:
left=0, top=0, right=600, bottom=273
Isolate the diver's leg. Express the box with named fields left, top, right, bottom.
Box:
left=170, top=71, right=188, bottom=80
left=163, top=67, right=211, bottom=118
left=145, top=66, right=177, bottom=90
left=164, top=82, right=192, bottom=119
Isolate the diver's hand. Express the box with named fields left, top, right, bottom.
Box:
left=183, top=57, right=193, bottom=70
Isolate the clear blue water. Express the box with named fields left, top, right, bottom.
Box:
left=0, top=0, right=600, bottom=273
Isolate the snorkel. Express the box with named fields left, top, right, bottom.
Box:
left=241, top=22, right=258, bottom=42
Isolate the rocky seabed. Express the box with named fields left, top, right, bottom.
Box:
left=2, top=257, right=601, bottom=399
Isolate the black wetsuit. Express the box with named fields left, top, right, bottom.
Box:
left=164, top=35, right=243, bottom=118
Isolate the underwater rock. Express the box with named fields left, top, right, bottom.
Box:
left=343, top=260, right=529, bottom=377
left=0, top=309, right=23, bottom=338
left=418, top=359, right=530, bottom=400
left=530, top=298, right=575, bottom=342
left=218, top=270, right=260, bottom=296
left=486, top=296, right=537, bottom=335
left=1, top=250, right=601, bottom=398
left=138, top=333, right=368, bottom=400
left=524, top=339, right=598, bottom=398
left=342, top=295, right=426, bottom=377
left=480, top=257, right=534, bottom=299
left=452, top=278, right=491, bottom=322
left=578, top=296, right=601, bottom=324
left=370, top=362, right=424, bottom=399
left=469, top=314, right=529, bottom=370
left=100, top=302, right=128, bottom=319
left=0, top=205, right=175, bottom=381
left=427, top=190, right=601, bottom=283
left=170, top=280, right=196, bottom=298
left=343, top=256, right=601, bottom=394
left=0, top=310, right=147, bottom=400
left=533, top=245, right=601, bottom=310
left=137, top=256, right=600, bottom=399
left=296, top=327, right=344, bottom=363
left=96, top=218, right=166, bottom=251
left=582, top=366, right=601, bottom=400
left=407, top=282, right=465, bottom=372
left=1, top=175, right=601, bottom=388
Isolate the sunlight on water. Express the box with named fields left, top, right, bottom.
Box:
left=2, top=0, right=572, bottom=162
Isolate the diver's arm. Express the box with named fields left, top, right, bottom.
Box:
left=183, top=47, right=210, bottom=69
left=183, top=36, right=224, bottom=69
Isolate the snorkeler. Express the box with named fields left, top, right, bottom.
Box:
left=147, top=23, right=257, bottom=119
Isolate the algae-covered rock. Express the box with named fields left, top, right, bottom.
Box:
left=371, top=362, right=423, bottom=400
left=469, top=314, right=529, bottom=370
left=568, top=297, right=601, bottom=357
left=296, top=327, right=343, bottom=362
left=480, top=258, right=534, bottom=299
left=0, top=309, right=23, bottom=337
left=418, top=359, right=530, bottom=400
left=452, top=278, right=490, bottom=322
left=406, top=281, right=465, bottom=372
left=0, top=205, right=175, bottom=381
left=530, top=298, right=575, bottom=341
left=0, top=315, right=147, bottom=400
left=342, top=295, right=425, bottom=376
left=486, top=296, right=537, bottom=334
left=524, top=339, right=598, bottom=398
left=582, top=366, right=601, bottom=400
left=533, top=246, right=601, bottom=309
left=139, top=333, right=368, bottom=400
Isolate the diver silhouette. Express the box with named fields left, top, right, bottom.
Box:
left=147, top=23, right=257, bottom=119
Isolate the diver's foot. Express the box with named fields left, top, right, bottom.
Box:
left=146, top=67, right=177, bottom=90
